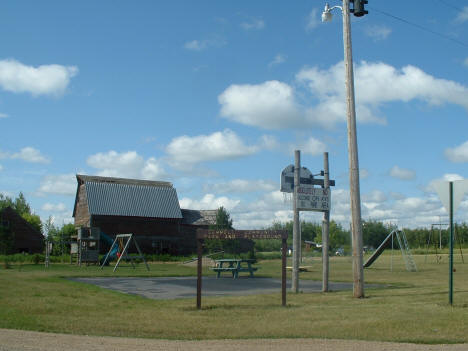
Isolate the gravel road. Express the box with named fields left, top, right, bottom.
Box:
left=1, top=328, right=467, bottom=351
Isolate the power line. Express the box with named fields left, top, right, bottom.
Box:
left=368, top=6, right=468, bottom=49
left=435, top=0, right=465, bottom=13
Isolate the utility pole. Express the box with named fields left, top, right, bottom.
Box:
left=342, top=0, right=364, bottom=298
left=292, top=150, right=300, bottom=293
left=322, top=152, right=330, bottom=292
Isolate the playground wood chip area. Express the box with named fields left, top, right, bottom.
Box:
left=1, top=328, right=467, bottom=351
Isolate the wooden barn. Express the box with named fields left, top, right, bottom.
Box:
left=0, top=206, right=44, bottom=254
left=73, top=175, right=216, bottom=255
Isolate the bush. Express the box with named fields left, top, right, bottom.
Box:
left=32, top=254, right=43, bottom=264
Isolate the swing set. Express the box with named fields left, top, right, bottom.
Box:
left=100, top=233, right=149, bottom=272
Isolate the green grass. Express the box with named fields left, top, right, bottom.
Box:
left=1, top=253, right=468, bottom=343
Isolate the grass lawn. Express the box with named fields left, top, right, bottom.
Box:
left=1, top=252, right=468, bottom=343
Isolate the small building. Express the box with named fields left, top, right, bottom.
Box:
left=0, top=206, right=43, bottom=254
left=73, top=175, right=216, bottom=255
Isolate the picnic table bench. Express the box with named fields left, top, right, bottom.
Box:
left=211, top=258, right=258, bottom=278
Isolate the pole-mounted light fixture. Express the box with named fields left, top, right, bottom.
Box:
left=321, top=3, right=342, bottom=22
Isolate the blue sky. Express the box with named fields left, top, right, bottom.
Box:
left=1, top=0, right=468, bottom=230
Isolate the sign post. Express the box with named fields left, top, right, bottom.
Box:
left=280, top=151, right=335, bottom=294
left=434, top=179, right=468, bottom=305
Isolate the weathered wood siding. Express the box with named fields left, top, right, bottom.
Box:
left=74, top=183, right=91, bottom=227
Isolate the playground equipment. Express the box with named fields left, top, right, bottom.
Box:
left=70, top=227, right=100, bottom=266
left=100, top=233, right=149, bottom=272
left=364, top=229, right=417, bottom=272
left=425, top=223, right=464, bottom=264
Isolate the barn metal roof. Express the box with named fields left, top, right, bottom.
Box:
left=85, top=181, right=182, bottom=219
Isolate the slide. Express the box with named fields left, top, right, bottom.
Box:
left=100, top=232, right=118, bottom=265
left=363, top=231, right=394, bottom=268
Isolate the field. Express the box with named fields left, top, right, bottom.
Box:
left=1, top=252, right=467, bottom=344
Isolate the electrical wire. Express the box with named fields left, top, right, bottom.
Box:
left=435, top=0, right=465, bottom=13
left=368, top=6, right=468, bottom=49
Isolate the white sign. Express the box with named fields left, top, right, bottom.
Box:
left=296, top=187, right=330, bottom=212
left=433, top=179, right=468, bottom=214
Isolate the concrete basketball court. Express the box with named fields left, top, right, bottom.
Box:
left=71, top=276, right=369, bottom=299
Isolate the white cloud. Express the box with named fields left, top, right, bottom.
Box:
left=218, top=81, right=304, bottom=129
left=179, top=194, right=240, bottom=211
left=87, top=150, right=166, bottom=180
left=37, top=174, right=76, bottom=196
left=11, top=147, right=50, bottom=164
left=41, top=202, right=67, bottom=212
left=0, top=164, right=3, bottom=171
left=0, top=113, right=8, bottom=119
left=455, top=6, right=468, bottom=23
left=445, top=140, right=468, bottom=163
left=240, top=18, right=265, bottom=30
left=363, top=190, right=387, bottom=203
left=204, top=179, right=277, bottom=194
left=464, top=57, right=468, bottom=67
left=296, top=137, right=326, bottom=156
left=0, top=59, right=78, bottom=97
left=306, top=9, right=319, bottom=31
left=166, top=129, right=258, bottom=170
left=184, top=40, right=207, bottom=51
left=183, top=37, right=226, bottom=51
left=366, top=25, right=391, bottom=41
left=389, top=165, right=415, bottom=180
left=268, top=54, right=286, bottom=68
left=220, top=61, right=468, bottom=130
left=296, top=61, right=468, bottom=128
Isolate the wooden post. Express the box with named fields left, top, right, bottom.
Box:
left=322, top=152, right=330, bottom=292
left=282, top=237, right=287, bottom=306
left=449, top=182, right=453, bottom=305
left=343, top=0, right=364, bottom=298
left=196, top=239, right=203, bottom=310
left=292, top=150, right=300, bottom=293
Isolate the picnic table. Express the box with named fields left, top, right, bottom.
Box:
left=211, top=258, right=258, bottom=278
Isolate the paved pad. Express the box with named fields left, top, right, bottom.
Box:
left=71, top=277, right=361, bottom=300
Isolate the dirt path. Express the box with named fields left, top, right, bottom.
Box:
left=1, top=328, right=467, bottom=351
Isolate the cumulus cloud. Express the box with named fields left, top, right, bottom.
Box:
left=389, top=165, right=415, bottom=180
left=366, top=25, right=392, bottom=41
left=306, top=9, right=319, bottom=31
left=204, top=179, right=277, bottom=194
left=240, top=18, right=265, bottom=30
left=363, top=190, right=387, bottom=203
left=0, top=59, right=77, bottom=96
left=295, top=137, right=326, bottom=156
left=219, top=81, right=304, bottom=129
left=11, top=147, right=50, bottom=164
left=166, top=129, right=258, bottom=170
left=37, top=173, right=76, bottom=196
left=87, top=151, right=166, bottom=180
left=179, top=193, right=240, bottom=211
left=296, top=61, right=468, bottom=128
left=0, top=113, right=8, bottom=118
left=220, top=61, right=468, bottom=130
left=445, top=140, right=468, bottom=162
